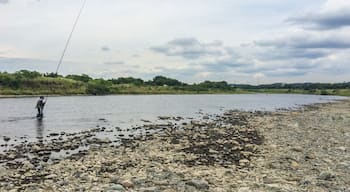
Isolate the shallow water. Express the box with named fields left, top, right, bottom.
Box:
left=0, top=94, right=345, bottom=143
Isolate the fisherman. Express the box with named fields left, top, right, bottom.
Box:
left=36, top=96, right=46, bottom=117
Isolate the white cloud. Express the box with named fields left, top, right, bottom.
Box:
left=253, top=73, right=265, bottom=79
left=151, top=38, right=230, bottom=59
left=0, top=0, right=349, bottom=84
left=322, top=0, right=350, bottom=11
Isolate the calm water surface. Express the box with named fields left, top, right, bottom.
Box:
left=0, top=94, right=345, bottom=142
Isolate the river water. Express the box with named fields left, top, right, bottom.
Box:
left=0, top=94, right=345, bottom=145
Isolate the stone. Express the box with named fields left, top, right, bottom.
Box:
left=159, top=116, right=171, bottom=120
left=99, top=138, right=112, bottom=144
left=239, top=159, right=250, bottom=166
left=300, top=177, right=312, bottom=186
left=45, top=174, right=58, bottom=180
left=32, top=145, right=42, bottom=152
left=120, top=180, right=134, bottom=188
left=22, top=161, right=35, bottom=170
left=266, top=183, right=283, bottom=191
left=3, top=136, right=11, bottom=142
left=336, top=146, right=347, bottom=151
left=319, top=171, right=335, bottom=181
left=49, top=133, right=60, bottom=137
left=305, top=152, right=316, bottom=160
left=290, top=146, right=303, bottom=152
left=238, top=187, right=251, bottom=192
left=139, top=187, right=159, bottom=192
left=107, top=184, right=125, bottom=191
left=90, top=144, right=100, bottom=151
left=186, top=179, right=209, bottom=190
left=110, top=177, right=120, bottom=184
left=290, top=161, right=300, bottom=168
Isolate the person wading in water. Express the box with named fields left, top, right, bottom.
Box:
left=36, top=96, right=46, bottom=118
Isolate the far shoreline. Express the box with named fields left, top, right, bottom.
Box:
left=0, top=92, right=349, bottom=99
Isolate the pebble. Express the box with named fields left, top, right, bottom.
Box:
left=3, top=136, right=11, bottom=142
left=139, top=186, right=159, bottom=192
left=290, top=161, right=300, bottom=168
left=22, top=160, right=35, bottom=170
left=239, top=159, right=250, bottom=166
left=107, top=184, right=125, bottom=191
left=186, top=179, right=209, bottom=190
left=318, top=171, right=335, bottom=181
left=120, top=180, right=134, bottom=188
left=45, top=174, right=58, bottom=180
left=290, top=146, right=303, bottom=152
left=238, top=187, right=251, bottom=192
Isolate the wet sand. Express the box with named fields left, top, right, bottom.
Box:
left=0, top=99, right=349, bottom=191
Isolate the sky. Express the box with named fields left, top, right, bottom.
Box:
left=0, top=0, right=349, bottom=84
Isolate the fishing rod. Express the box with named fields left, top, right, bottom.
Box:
left=55, top=0, right=87, bottom=74
left=43, top=0, right=86, bottom=106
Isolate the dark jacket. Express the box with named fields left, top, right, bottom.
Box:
left=36, top=99, right=45, bottom=109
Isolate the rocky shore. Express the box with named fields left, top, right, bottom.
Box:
left=1, top=99, right=349, bottom=191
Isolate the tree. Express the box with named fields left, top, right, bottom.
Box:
left=109, top=77, right=144, bottom=85
left=14, top=70, right=42, bottom=79
left=86, top=79, right=111, bottom=95
left=148, top=76, right=186, bottom=86
left=66, top=74, right=92, bottom=82
left=198, top=81, right=230, bottom=89
left=44, top=73, right=62, bottom=78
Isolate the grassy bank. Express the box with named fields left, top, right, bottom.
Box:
left=1, top=70, right=349, bottom=96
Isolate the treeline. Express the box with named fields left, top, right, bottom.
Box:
left=0, top=70, right=349, bottom=95
left=232, top=82, right=350, bottom=90
left=0, top=70, right=234, bottom=95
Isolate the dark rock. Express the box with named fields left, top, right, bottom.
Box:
left=186, top=179, right=209, bottom=190
left=158, top=116, right=171, bottom=120
left=49, top=133, right=60, bottom=137
left=319, top=172, right=335, bottom=181
left=3, top=136, right=11, bottom=142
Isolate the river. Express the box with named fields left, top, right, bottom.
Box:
left=0, top=94, right=345, bottom=148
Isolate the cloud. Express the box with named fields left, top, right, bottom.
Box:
left=131, top=54, right=141, bottom=58
left=288, top=10, right=350, bottom=30
left=0, top=0, right=9, bottom=4
left=0, top=57, right=57, bottom=72
left=151, top=38, right=231, bottom=59
left=253, top=73, right=265, bottom=79
left=150, top=37, right=250, bottom=73
left=256, top=33, right=350, bottom=49
left=150, top=37, right=324, bottom=79
left=256, top=47, right=328, bottom=61
left=101, top=46, right=111, bottom=52
left=104, top=61, right=124, bottom=65
left=198, top=57, right=249, bottom=73
left=241, top=63, right=311, bottom=77
left=287, top=0, right=350, bottom=30
left=265, top=69, right=307, bottom=77
left=0, top=57, right=88, bottom=74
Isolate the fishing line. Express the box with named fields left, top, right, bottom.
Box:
left=55, top=0, right=87, bottom=74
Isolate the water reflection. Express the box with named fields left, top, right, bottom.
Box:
left=35, top=118, right=44, bottom=142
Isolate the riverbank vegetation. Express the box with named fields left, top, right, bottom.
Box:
left=0, top=70, right=349, bottom=96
